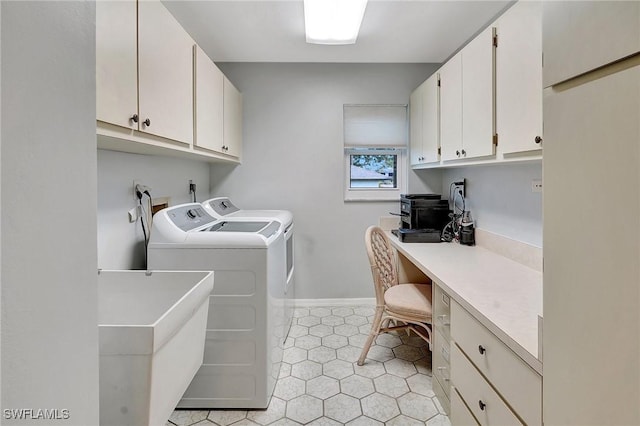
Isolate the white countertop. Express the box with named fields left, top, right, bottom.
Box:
left=387, top=232, right=543, bottom=374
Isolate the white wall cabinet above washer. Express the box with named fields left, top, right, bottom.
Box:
left=223, top=77, right=243, bottom=159
left=96, top=0, right=138, bottom=130
left=96, top=0, right=242, bottom=163
left=97, top=0, right=194, bottom=146
left=137, top=0, right=194, bottom=145
left=194, top=46, right=225, bottom=155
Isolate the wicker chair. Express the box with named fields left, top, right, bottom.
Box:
left=357, top=225, right=433, bottom=366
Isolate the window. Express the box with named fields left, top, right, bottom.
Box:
left=343, top=105, right=407, bottom=201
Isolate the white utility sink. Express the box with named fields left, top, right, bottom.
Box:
left=98, top=270, right=214, bottom=426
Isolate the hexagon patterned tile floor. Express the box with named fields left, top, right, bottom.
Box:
left=167, top=305, right=451, bottom=426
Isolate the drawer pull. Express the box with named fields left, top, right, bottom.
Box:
left=478, top=345, right=486, bottom=355
left=437, top=314, right=450, bottom=326
left=479, top=400, right=486, bottom=411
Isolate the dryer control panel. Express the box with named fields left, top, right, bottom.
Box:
left=166, top=204, right=215, bottom=232
left=206, top=197, right=240, bottom=216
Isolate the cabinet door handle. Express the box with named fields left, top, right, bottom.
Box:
left=479, top=400, right=486, bottom=411
left=461, top=149, right=466, bottom=156
left=130, top=114, right=139, bottom=123
left=456, top=150, right=460, bottom=156
left=143, top=118, right=151, bottom=127
left=478, top=345, right=486, bottom=355
left=535, top=136, right=543, bottom=144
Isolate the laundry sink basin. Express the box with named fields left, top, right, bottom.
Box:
left=98, top=270, right=214, bottom=426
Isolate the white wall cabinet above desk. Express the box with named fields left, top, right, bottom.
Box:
left=411, top=1, right=543, bottom=169
left=410, top=74, right=440, bottom=166
left=440, top=27, right=496, bottom=162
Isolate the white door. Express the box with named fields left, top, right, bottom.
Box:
left=542, top=1, right=640, bottom=87
left=223, top=77, right=243, bottom=159
left=461, top=26, right=495, bottom=159
left=409, top=83, right=424, bottom=165
left=496, top=1, right=543, bottom=154
left=138, top=0, right=194, bottom=145
left=96, top=0, right=138, bottom=129
left=440, top=53, right=463, bottom=161
left=422, top=73, right=440, bottom=163
left=543, top=62, right=640, bottom=425
left=194, top=46, right=224, bottom=154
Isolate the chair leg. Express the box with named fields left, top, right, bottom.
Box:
left=358, top=307, right=384, bottom=366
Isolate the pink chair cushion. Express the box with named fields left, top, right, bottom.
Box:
left=384, top=283, right=433, bottom=322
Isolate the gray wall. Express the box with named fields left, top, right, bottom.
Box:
left=213, top=63, right=442, bottom=299
left=439, top=162, right=543, bottom=247
left=1, top=2, right=99, bottom=423
left=97, top=150, right=211, bottom=269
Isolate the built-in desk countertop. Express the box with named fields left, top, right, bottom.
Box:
left=387, top=232, right=543, bottom=374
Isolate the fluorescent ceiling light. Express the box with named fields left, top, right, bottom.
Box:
left=304, top=0, right=368, bottom=45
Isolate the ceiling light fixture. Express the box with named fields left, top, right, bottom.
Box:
left=304, top=0, right=368, bottom=45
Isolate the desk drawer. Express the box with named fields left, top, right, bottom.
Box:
left=451, top=387, right=479, bottom=426
left=451, top=302, right=541, bottom=425
left=432, top=372, right=451, bottom=415
left=451, top=344, right=522, bottom=426
left=434, top=285, right=451, bottom=342
left=433, top=329, right=451, bottom=399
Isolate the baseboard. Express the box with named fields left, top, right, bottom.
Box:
left=293, top=298, right=376, bottom=308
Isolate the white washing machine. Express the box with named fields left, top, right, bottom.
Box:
left=202, top=197, right=295, bottom=341
left=148, top=203, right=286, bottom=409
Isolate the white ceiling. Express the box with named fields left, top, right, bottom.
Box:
left=162, top=0, right=513, bottom=63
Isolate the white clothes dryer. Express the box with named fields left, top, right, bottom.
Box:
left=148, top=203, right=286, bottom=409
left=202, top=197, right=295, bottom=341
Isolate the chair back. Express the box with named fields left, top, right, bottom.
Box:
left=365, top=226, right=399, bottom=306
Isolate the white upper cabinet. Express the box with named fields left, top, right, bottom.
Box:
left=96, top=1, right=138, bottom=129
left=440, top=52, right=463, bottom=161
left=138, top=0, right=194, bottom=145
left=409, top=82, right=424, bottom=165
left=496, top=1, right=543, bottom=154
left=440, top=27, right=495, bottom=162
left=194, top=46, right=224, bottom=154
left=410, top=75, right=440, bottom=166
left=543, top=1, right=640, bottom=87
left=223, top=77, right=243, bottom=159
left=421, top=73, right=440, bottom=164
left=461, top=26, right=496, bottom=160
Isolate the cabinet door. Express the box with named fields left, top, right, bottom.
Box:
left=138, top=0, right=194, bottom=145
left=422, top=73, right=440, bottom=163
left=223, top=77, right=242, bottom=159
left=543, top=62, right=640, bottom=426
left=409, top=83, right=424, bottom=165
left=461, top=26, right=495, bottom=159
left=194, top=46, right=224, bottom=154
left=96, top=0, right=137, bottom=129
left=440, top=53, right=462, bottom=161
left=543, top=1, right=640, bottom=87
left=496, top=1, right=543, bottom=154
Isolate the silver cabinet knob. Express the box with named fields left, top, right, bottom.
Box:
left=535, top=136, right=543, bottom=144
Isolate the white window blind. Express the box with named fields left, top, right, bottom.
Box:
left=343, top=104, right=408, bottom=148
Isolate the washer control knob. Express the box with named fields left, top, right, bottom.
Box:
left=186, top=209, right=198, bottom=219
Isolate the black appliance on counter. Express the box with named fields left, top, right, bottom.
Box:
left=392, top=194, right=452, bottom=243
